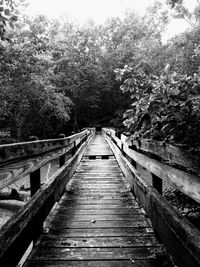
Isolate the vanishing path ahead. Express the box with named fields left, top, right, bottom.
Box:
left=24, top=133, right=169, bottom=267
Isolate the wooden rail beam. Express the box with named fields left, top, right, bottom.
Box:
left=103, top=130, right=200, bottom=267
left=0, top=144, right=73, bottom=190
left=0, top=129, right=94, bottom=191
left=103, top=129, right=200, bottom=267
left=131, top=138, right=200, bottom=176
left=0, top=130, right=94, bottom=267
left=0, top=130, right=90, bottom=164
left=103, top=129, right=200, bottom=204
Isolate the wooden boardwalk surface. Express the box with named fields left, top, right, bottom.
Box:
left=24, top=133, right=170, bottom=267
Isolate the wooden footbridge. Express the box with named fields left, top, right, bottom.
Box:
left=0, top=128, right=200, bottom=267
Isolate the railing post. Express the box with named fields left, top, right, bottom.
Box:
left=59, top=154, right=65, bottom=167
left=152, top=173, right=162, bottom=195
left=58, top=133, right=66, bottom=167
left=30, top=168, right=43, bottom=243
left=30, top=168, right=41, bottom=197
left=131, top=159, right=137, bottom=169
left=71, top=141, right=76, bottom=155
left=121, top=143, right=127, bottom=158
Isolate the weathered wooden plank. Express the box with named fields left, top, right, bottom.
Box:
left=78, top=164, right=119, bottom=168
left=71, top=180, right=123, bottom=184
left=60, top=193, right=138, bottom=198
left=56, top=204, right=140, bottom=210
left=0, top=144, right=73, bottom=190
left=77, top=170, right=119, bottom=173
left=73, top=172, right=124, bottom=176
left=46, top=220, right=149, bottom=229
left=132, top=138, right=200, bottom=175
left=46, top=213, right=146, bottom=222
left=70, top=183, right=124, bottom=186
left=84, top=151, right=113, bottom=155
left=73, top=176, right=124, bottom=180
left=72, top=179, right=123, bottom=182
left=23, top=259, right=162, bottom=267
left=105, top=129, right=200, bottom=203
left=65, top=187, right=130, bottom=192
left=85, top=146, right=113, bottom=151
left=61, top=194, right=135, bottom=201
left=84, top=155, right=115, bottom=159
left=68, top=187, right=128, bottom=192
left=79, top=163, right=119, bottom=167
left=77, top=164, right=118, bottom=168
left=47, top=227, right=154, bottom=238
left=69, top=186, right=128, bottom=191
left=0, top=129, right=90, bottom=164
left=81, top=159, right=117, bottom=162
left=26, top=246, right=164, bottom=260
left=62, top=192, right=131, bottom=197
left=73, top=179, right=124, bottom=183
left=76, top=171, right=121, bottom=174
left=68, top=185, right=128, bottom=190
left=58, top=195, right=134, bottom=201
left=84, top=135, right=113, bottom=156
left=121, top=132, right=200, bottom=176
left=0, top=129, right=95, bottom=190
left=61, top=193, right=135, bottom=199
left=73, top=175, right=123, bottom=178
left=63, top=192, right=135, bottom=198
left=69, top=181, right=125, bottom=185
left=37, top=235, right=158, bottom=247
left=73, top=175, right=124, bottom=179
left=52, top=208, right=142, bottom=216
left=123, top=139, right=200, bottom=203
left=59, top=199, right=137, bottom=206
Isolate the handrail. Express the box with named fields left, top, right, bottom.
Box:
left=103, top=127, right=200, bottom=267
left=0, top=127, right=95, bottom=267
left=0, top=129, right=89, bottom=164
left=130, top=138, right=200, bottom=176
left=0, top=129, right=94, bottom=191
left=103, top=128, right=200, bottom=204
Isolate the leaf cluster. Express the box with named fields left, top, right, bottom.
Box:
left=117, top=65, right=200, bottom=148
left=0, top=0, right=20, bottom=42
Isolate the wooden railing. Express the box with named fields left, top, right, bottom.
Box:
left=0, top=128, right=95, bottom=267
left=103, top=127, right=200, bottom=267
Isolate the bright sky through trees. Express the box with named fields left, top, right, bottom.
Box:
left=26, top=0, right=155, bottom=22
left=25, top=0, right=198, bottom=41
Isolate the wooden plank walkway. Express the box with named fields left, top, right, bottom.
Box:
left=24, top=133, right=171, bottom=267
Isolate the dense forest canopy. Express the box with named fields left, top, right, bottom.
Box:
left=1, top=0, right=200, bottom=148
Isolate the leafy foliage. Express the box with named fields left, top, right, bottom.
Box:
left=0, top=16, right=72, bottom=140
left=116, top=64, right=200, bottom=148
left=1, top=0, right=200, bottom=149
left=0, top=0, right=22, bottom=42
